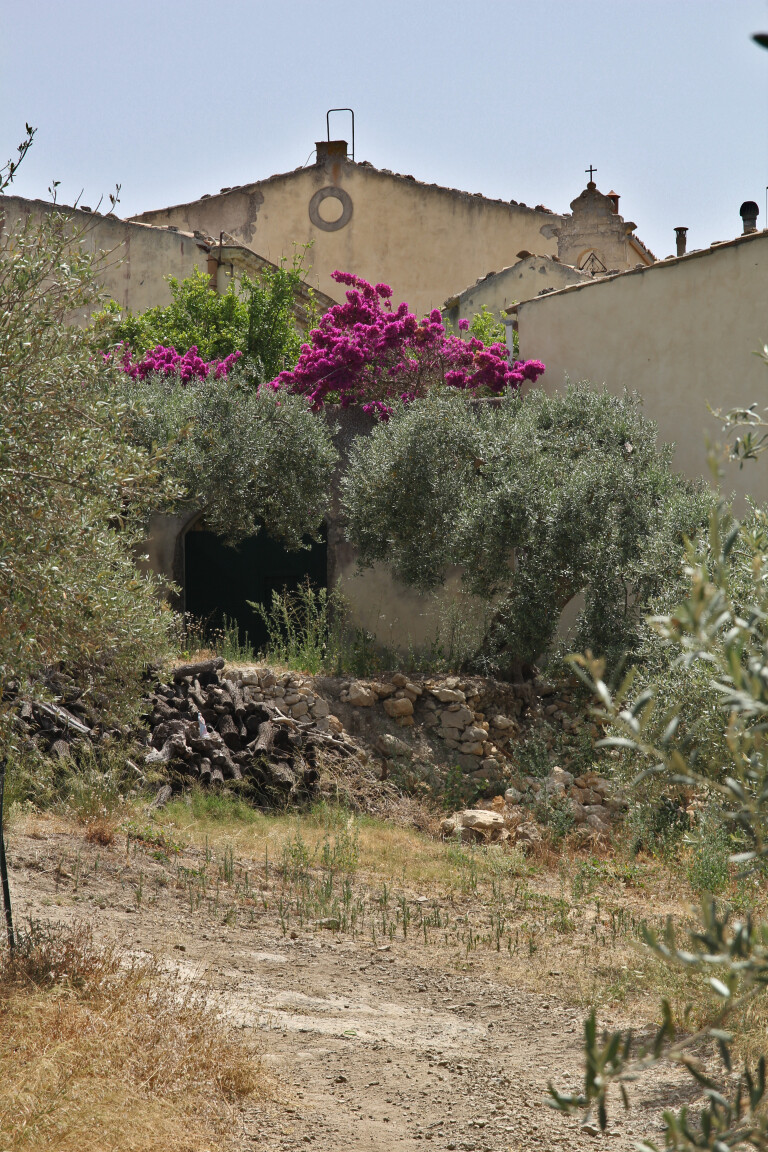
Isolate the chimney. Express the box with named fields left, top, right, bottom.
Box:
left=607, top=190, right=620, bottom=214
left=674, top=227, right=688, bottom=257
left=740, top=200, right=760, bottom=234
left=316, top=140, right=348, bottom=163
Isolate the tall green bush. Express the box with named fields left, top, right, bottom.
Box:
left=97, top=247, right=317, bottom=385
left=0, top=206, right=176, bottom=706
left=550, top=501, right=768, bottom=1149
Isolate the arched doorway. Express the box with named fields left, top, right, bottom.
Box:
left=183, top=522, right=328, bottom=651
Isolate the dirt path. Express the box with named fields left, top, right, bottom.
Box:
left=8, top=819, right=690, bottom=1151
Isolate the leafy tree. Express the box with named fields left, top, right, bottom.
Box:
left=120, top=371, right=337, bottom=547
left=0, top=200, right=176, bottom=707
left=98, top=247, right=318, bottom=385
left=467, top=304, right=507, bottom=347
left=100, top=267, right=246, bottom=362
left=341, top=385, right=712, bottom=676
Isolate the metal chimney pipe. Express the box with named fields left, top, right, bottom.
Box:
left=740, top=201, right=759, bottom=234
left=674, top=227, right=688, bottom=257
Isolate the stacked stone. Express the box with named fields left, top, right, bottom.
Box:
left=338, top=673, right=525, bottom=783
left=233, top=667, right=340, bottom=731
left=340, top=672, right=421, bottom=721
left=529, top=680, right=604, bottom=753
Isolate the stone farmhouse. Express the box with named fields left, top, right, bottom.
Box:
left=132, top=143, right=653, bottom=319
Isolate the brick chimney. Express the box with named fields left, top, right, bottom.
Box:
left=316, top=140, right=348, bottom=163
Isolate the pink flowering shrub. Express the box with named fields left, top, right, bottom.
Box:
left=114, top=343, right=242, bottom=383
left=269, top=271, right=545, bottom=416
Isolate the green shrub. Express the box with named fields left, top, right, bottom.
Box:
left=551, top=502, right=768, bottom=1148
left=686, top=813, right=732, bottom=895
left=96, top=248, right=318, bottom=385
left=252, top=582, right=345, bottom=674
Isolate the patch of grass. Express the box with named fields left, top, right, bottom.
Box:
left=686, top=814, right=733, bottom=895
left=159, top=791, right=531, bottom=896
left=4, top=736, right=139, bottom=824
left=0, top=921, right=265, bottom=1151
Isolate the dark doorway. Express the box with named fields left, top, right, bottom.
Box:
left=184, top=527, right=327, bottom=651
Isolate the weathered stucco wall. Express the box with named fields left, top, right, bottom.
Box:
left=516, top=230, right=768, bottom=507
left=442, top=254, right=591, bottom=329
left=0, top=195, right=335, bottom=322
left=132, top=156, right=565, bottom=317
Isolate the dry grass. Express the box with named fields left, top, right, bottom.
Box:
left=22, top=790, right=768, bottom=1076
left=158, top=791, right=530, bottom=895
left=152, top=792, right=768, bottom=1037
left=0, top=922, right=266, bottom=1152
left=82, top=815, right=117, bottom=846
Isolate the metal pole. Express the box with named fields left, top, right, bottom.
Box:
left=0, top=759, right=15, bottom=950
left=325, top=108, right=355, bottom=161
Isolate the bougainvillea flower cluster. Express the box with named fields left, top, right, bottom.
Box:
left=115, top=344, right=242, bottom=383
left=268, top=271, right=545, bottom=416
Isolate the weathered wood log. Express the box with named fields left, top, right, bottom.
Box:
left=149, top=784, right=173, bottom=809
left=307, top=730, right=360, bottom=756
left=223, top=679, right=246, bottom=719
left=245, top=711, right=268, bottom=733
left=265, top=761, right=296, bottom=790
left=211, top=747, right=239, bottom=776
left=189, top=680, right=207, bottom=711
left=32, top=700, right=92, bottom=737
left=172, top=657, right=225, bottom=681
left=217, top=714, right=239, bottom=743
left=253, top=720, right=279, bottom=755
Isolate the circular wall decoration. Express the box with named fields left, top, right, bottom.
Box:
left=308, top=186, right=353, bottom=232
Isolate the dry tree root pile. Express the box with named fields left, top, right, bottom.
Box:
left=7, top=666, right=129, bottom=760
left=142, top=658, right=364, bottom=803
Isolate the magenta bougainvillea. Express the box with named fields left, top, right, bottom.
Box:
left=113, top=344, right=242, bottom=383
left=269, top=271, right=545, bottom=416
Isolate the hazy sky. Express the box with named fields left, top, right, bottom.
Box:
left=2, top=0, right=767, bottom=266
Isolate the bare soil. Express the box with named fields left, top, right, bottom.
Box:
left=7, top=815, right=694, bottom=1152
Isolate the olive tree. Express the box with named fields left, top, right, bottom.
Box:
left=120, top=371, right=338, bottom=547
left=0, top=203, right=176, bottom=704
left=550, top=502, right=768, bottom=1149
left=341, top=385, right=712, bottom=676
